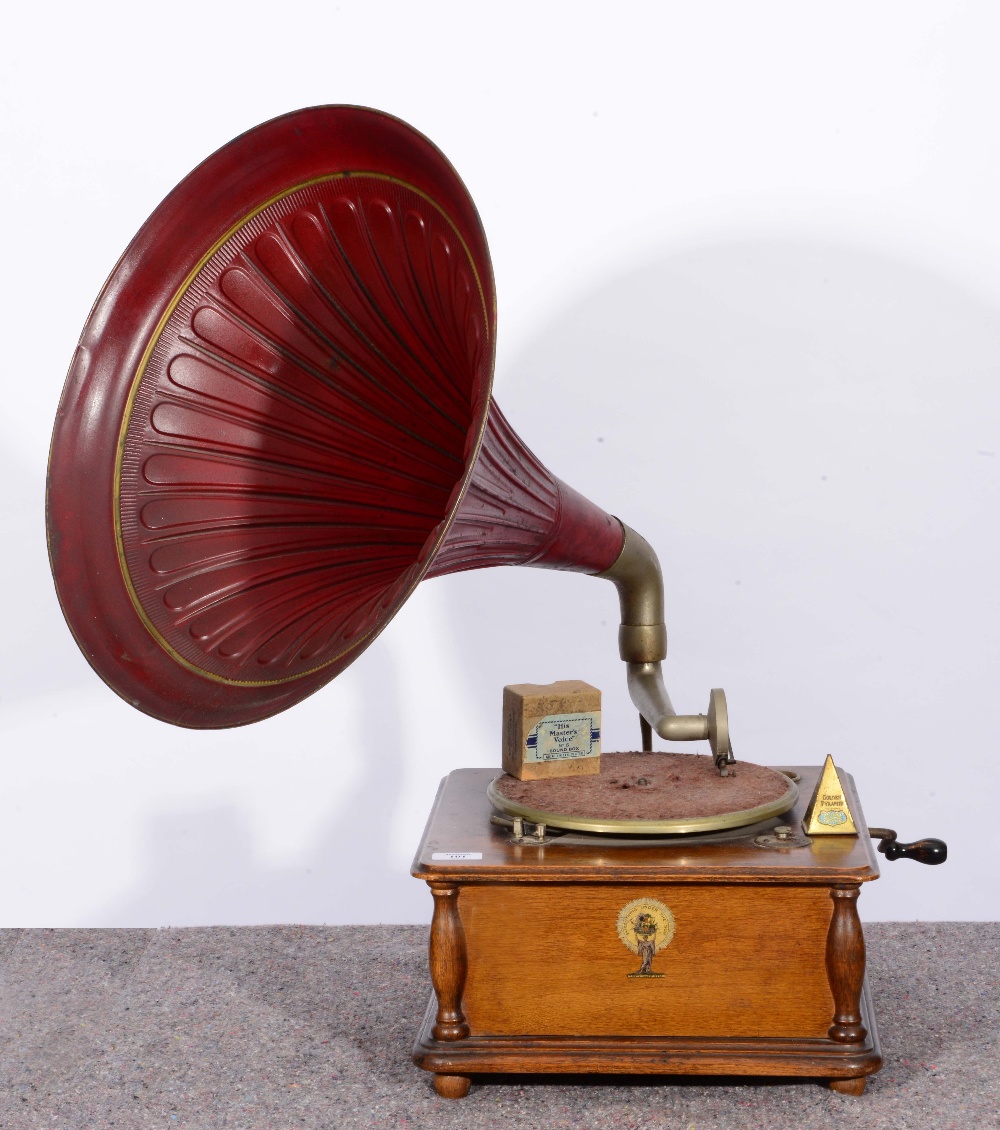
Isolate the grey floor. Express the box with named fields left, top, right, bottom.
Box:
left=0, top=923, right=996, bottom=1129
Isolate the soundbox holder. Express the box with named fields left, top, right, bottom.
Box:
left=411, top=764, right=882, bottom=1097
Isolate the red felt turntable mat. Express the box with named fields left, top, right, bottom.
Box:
left=490, top=752, right=797, bottom=831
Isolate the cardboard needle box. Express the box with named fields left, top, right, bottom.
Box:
left=502, top=680, right=601, bottom=780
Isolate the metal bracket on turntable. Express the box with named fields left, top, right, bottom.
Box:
left=490, top=813, right=563, bottom=845
left=753, top=824, right=813, bottom=850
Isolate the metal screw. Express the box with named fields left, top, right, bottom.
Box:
left=774, top=825, right=792, bottom=840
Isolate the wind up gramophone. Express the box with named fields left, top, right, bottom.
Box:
left=47, top=106, right=945, bottom=1099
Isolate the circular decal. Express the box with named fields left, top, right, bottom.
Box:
left=616, top=898, right=675, bottom=978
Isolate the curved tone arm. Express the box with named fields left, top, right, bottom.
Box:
left=599, top=524, right=734, bottom=771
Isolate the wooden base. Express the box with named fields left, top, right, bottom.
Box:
left=412, top=766, right=884, bottom=1096
left=414, top=977, right=881, bottom=1090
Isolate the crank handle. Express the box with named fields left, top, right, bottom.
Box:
left=868, top=828, right=947, bottom=865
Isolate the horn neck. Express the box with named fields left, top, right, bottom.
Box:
left=427, top=401, right=731, bottom=765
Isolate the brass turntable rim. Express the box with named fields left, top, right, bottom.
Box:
left=486, top=773, right=799, bottom=835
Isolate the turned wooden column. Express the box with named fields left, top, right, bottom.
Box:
left=429, top=882, right=470, bottom=1041
left=826, top=885, right=867, bottom=1043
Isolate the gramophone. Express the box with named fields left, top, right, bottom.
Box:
left=47, top=105, right=945, bottom=1099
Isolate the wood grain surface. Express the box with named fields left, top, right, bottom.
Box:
left=412, top=765, right=879, bottom=884
left=413, top=977, right=882, bottom=1080
left=460, top=883, right=835, bottom=1038
left=827, top=885, right=867, bottom=1043
left=411, top=761, right=882, bottom=1090
left=428, top=884, right=469, bottom=1041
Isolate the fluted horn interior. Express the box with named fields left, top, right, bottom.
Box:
left=47, top=107, right=623, bottom=728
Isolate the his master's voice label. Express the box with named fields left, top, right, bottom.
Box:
left=524, top=712, right=601, bottom=763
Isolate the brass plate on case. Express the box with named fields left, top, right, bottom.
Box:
left=486, top=774, right=798, bottom=835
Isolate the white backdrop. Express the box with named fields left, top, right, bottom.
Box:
left=1, top=1, right=996, bottom=925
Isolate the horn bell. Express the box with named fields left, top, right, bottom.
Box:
left=47, top=106, right=628, bottom=728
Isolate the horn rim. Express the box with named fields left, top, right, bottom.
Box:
left=47, top=106, right=496, bottom=727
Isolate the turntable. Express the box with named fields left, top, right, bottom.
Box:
left=46, top=106, right=945, bottom=1099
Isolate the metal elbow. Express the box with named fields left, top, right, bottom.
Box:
left=598, top=524, right=668, bottom=664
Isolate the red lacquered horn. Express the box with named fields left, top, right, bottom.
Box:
left=46, top=106, right=731, bottom=763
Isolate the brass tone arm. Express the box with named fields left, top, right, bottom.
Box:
left=599, top=524, right=666, bottom=661
left=600, top=524, right=735, bottom=773
left=627, top=662, right=689, bottom=735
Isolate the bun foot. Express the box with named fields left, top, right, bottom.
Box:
left=434, top=1074, right=471, bottom=1098
left=828, top=1076, right=866, bottom=1095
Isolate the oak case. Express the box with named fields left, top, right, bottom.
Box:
left=412, top=765, right=880, bottom=1097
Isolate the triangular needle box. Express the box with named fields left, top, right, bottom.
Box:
left=802, top=755, right=858, bottom=834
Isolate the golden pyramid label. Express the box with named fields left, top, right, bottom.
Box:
left=803, top=755, right=857, bottom=835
